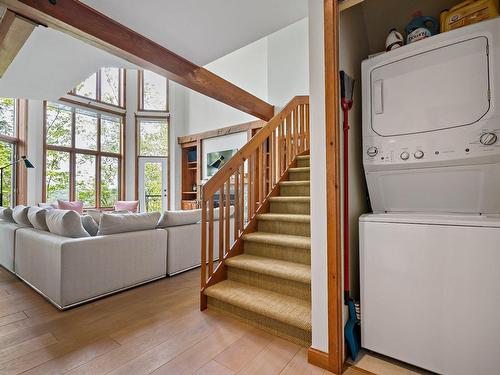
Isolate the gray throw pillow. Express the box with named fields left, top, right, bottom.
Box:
left=157, top=209, right=202, bottom=228
left=27, top=206, right=51, bottom=231
left=81, top=215, right=99, bottom=236
left=97, top=212, right=161, bottom=235
left=46, top=209, right=90, bottom=238
left=86, top=209, right=130, bottom=225
left=0, top=207, right=14, bottom=222
left=12, top=205, right=32, bottom=226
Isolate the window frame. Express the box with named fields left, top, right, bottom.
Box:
left=68, top=68, right=126, bottom=109
left=135, top=115, right=170, bottom=210
left=137, top=70, right=169, bottom=112
left=43, top=101, right=125, bottom=209
left=0, top=98, right=27, bottom=206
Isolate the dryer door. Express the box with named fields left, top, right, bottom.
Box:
left=371, top=36, right=490, bottom=137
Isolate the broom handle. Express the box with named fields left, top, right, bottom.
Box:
left=342, top=103, right=351, bottom=303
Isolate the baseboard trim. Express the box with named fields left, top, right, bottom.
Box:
left=308, top=347, right=330, bottom=371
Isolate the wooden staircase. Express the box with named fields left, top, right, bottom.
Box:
left=200, top=97, right=311, bottom=346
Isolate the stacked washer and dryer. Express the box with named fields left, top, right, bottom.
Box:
left=360, top=18, right=500, bottom=375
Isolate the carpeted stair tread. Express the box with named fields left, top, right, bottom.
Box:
left=288, top=167, right=310, bottom=173
left=269, top=196, right=310, bottom=203
left=296, top=155, right=310, bottom=160
left=225, top=254, right=311, bottom=284
left=204, top=280, right=311, bottom=331
left=242, top=232, right=311, bottom=249
left=279, top=181, right=310, bottom=186
left=256, top=213, right=310, bottom=223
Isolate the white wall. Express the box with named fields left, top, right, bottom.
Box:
left=339, top=5, right=370, bottom=300
left=268, top=18, right=310, bottom=109
left=308, top=0, right=329, bottom=353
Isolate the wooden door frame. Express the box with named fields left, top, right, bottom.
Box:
left=325, top=0, right=343, bottom=373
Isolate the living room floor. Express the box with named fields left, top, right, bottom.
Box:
left=0, top=266, right=423, bottom=375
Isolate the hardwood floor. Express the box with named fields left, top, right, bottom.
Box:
left=0, top=266, right=333, bottom=375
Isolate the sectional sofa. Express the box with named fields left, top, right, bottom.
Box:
left=0, top=207, right=233, bottom=309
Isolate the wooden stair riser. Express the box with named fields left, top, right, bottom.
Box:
left=207, top=297, right=312, bottom=346
left=257, top=220, right=311, bottom=237
left=288, top=171, right=310, bottom=181
left=243, top=241, right=310, bottom=265
left=270, top=201, right=311, bottom=215
left=279, top=185, right=310, bottom=196
left=227, top=268, right=311, bottom=301
left=297, top=158, right=310, bottom=168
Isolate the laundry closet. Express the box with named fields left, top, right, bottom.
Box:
left=339, top=1, right=500, bottom=374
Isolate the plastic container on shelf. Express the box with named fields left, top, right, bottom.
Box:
left=405, top=11, right=440, bottom=44
left=440, top=0, right=499, bottom=32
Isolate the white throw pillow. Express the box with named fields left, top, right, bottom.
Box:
left=86, top=209, right=130, bottom=224
left=157, top=209, right=202, bottom=228
left=46, top=209, right=90, bottom=238
left=12, top=205, right=32, bottom=226
left=0, top=207, right=14, bottom=222
left=81, top=215, right=99, bottom=236
left=97, top=212, right=161, bottom=235
left=27, top=206, right=51, bottom=231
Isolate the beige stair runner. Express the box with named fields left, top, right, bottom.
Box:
left=204, top=154, right=312, bottom=346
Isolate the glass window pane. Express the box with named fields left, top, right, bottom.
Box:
left=139, top=119, right=168, bottom=156
left=144, top=161, right=163, bottom=212
left=0, top=98, right=16, bottom=137
left=75, top=109, right=97, bottom=150
left=101, top=67, right=121, bottom=106
left=45, top=150, right=70, bottom=203
left=46, top=103, right=72, bottom=147
left=100, top=157, right=119, bottom=207
left=142, top=70, right=167, bottom=111
left=101, top=115, right=121, bottom=153
left=75, top=153, right=96, bottom=208
left=0, top=141, right=15, bottom=207
left=75, top=72, right=97, bottom=100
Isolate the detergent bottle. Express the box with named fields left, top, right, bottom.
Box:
left=405, top=11, right=440, bottom=44
left=385, top=28, right=404, bottom=51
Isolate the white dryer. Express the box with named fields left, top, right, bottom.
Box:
left=362, top=18, right=500, bottom=214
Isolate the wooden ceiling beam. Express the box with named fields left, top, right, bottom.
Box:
left=0, top=8, right=35, bottom=78
left=0, top=0, right=275, bottom=121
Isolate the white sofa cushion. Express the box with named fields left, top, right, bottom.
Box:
left=86, top=209, right=130, bottom=224
left=12, top=205, right=32, bottom=226
left=27, top=206, right=51, bottom=231
left=0, top=207, right=14, bottom=222
left=97, top=212, right=161, bottom=235
left=213, top=206, right=235, bottom=220
left=46, top=209, right=90, bottom=238
left=81, top=215, right=99, bottom=236
left=157, top=209, right=202, bottom=228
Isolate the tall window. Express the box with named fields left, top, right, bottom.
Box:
left=138, top=70, right=168, bottom=111
left=0, top=98, right=17, bottom=207
left=44, top=102, right=123, bottom=208
left=70, top=67, right=125, bottom=108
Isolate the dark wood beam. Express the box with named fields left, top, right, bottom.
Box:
left=0, top=9, right=35, bottom=77
left=0, top=0, right=275, bottom=121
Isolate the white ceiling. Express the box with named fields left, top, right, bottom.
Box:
left=0, top=0, right=307, bottom=100
left=81, top=0, right=308, bottom=65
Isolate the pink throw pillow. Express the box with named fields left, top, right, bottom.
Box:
left=57, top=200, right=84, bottom=215
left=114, top=200, right=139, bottom=213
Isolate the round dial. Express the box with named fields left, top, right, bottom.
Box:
left=414, top=150, right=424, bottom=159
left=400, top=151, right=410, bottom=161
left=367, top=147, right=378, bottom=157
left=480, top=133, right=498, bottom=146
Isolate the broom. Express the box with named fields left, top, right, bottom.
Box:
left=340, top=70, right=361, bottom=361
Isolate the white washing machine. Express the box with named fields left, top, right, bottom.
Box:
left=360, top=18, right=500, bottom=375
left=360, top=213, right=500, bottom=375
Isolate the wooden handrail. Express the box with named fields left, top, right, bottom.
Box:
left=200, top=96, right=310, bottom=308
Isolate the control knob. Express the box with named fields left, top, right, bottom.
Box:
left=480, top=132, right=498, bottom=146
left=367, top=147, right=378, bottom=157
left=400, top=151, right=410, bottom=161
left=414, top=150, right=424, bottom=159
